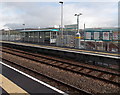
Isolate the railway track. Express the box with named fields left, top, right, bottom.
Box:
left=1, top=46, right=120, bottom=87
left=1, top=56, right=92, bottom=95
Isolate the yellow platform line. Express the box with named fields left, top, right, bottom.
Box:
left=0, top=74, right=29, bottom=95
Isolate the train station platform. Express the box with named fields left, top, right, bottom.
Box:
left=1, top=41, right=120, bottom=70
left=0, top=62, right=66, bottom=94
left=1, top=41, right=119, bottom=58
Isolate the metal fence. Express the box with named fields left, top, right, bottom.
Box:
left=2, top=35, right=21, bottom=41
left=1, top=30, right=119, bottom=52
left=56, top=35, right=75, bottom=47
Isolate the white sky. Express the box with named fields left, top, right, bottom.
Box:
left=1, top=0, right=119, bottom=2
left=0, top=0, right=119, bottom=29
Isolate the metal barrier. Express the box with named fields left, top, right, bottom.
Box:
left=56, top=35, right=75, bottom=47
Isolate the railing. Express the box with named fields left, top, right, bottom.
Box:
left=1, top=34, right=119, bottom=52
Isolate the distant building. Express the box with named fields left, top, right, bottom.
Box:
left=64, top=24, right=77, bottom=30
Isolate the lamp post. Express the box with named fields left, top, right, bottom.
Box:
left=23, top=24, right=25, bottom=30
left=59, top=1, right=64, bottom=46
left=7, top=28, right=11, bottom=41
left=74, top=13, right=82, bottom=48
left=59, top=1, right=63, bottom=37
left=74, top=13, right=82, bottom=33
left=23, top=24, right=25, bottom=42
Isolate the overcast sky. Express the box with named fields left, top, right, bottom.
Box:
left=0, top=0, right=118, bottom=30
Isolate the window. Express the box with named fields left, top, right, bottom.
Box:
left=45, top=32, right=50, bottom=38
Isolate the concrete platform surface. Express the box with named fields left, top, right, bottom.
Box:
left=0, top=62, right=66, bottom=95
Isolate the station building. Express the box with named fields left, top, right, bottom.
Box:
left=20, top=29, right=59, bottom=44
left=81, top=28, right=119, bottom=51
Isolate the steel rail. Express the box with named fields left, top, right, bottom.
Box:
left=1, top=48, right=120, bottom=87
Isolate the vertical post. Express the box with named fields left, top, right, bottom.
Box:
left=59, top=1, right=64, bottom=46
left=107, top=42, right=109, bottom=51
left=38, top=32, right=39, bottom=43
left=56, top=31, right=58, bottom=45
left=50, top=32, right=51, bottom=44
left=95, top=40, right=97, bottom=50
left=9, top=29, right=10, bottom=41
left=43, top=32, right=44, bottom=43
left=7, top=31, right=9, bottom=41
left=23, top=24, right=25, bottom=30
left=75, top=13, right=82, bottom=48
left=75, top=13, right=82, bottom=33
left=28, top=32, right=30, bottom=42
left=33, top=32, right=35, bottom=42
left=77, top=15, right=79, bottom=33
left=61, top=2, right=63, bottom=37
left=84, top=23, right=85, bottom=29
left=20, top=32, right=21, bottom=41
left=102, top=41, right=104, bottom=50
left=7, top=28, right=11, bottom=41
left=84, top=23, right=86, bottom=49
left=14, top=33, right=15, bottom=41
left=24, top=32, right=25, bottom=42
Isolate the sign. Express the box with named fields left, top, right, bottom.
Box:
left=86, top=32, right=91, bottom=39
left=103, top=32, right=109, bottom=40
left=94, top=32, right=99, bottom=40
left=113, top=32, right=118, bottom=40
left=64, top=24, right=77, bottom=29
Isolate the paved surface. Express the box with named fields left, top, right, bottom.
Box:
left=1, top=87, right=9, bottom=95
left=0, top=63, right=64, bottom=94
